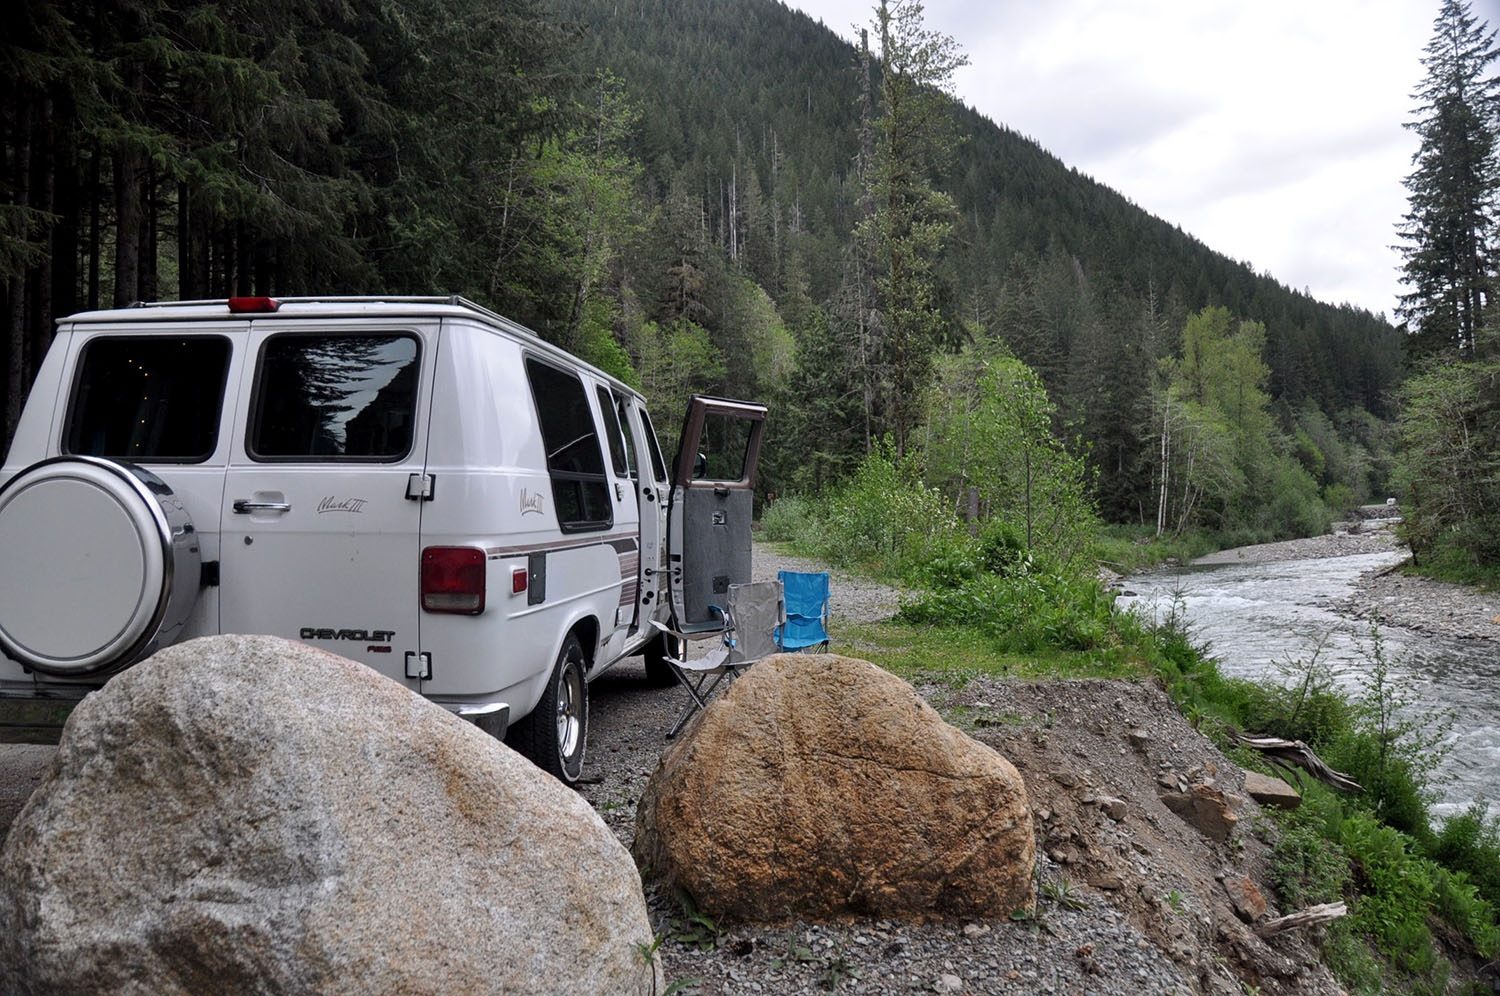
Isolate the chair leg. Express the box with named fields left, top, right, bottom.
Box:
left=666, top=668, right=732, bottom=738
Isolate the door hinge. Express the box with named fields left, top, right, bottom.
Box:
left=405, top=651, right=431, bottom=680
left=405, top=473, right=435, bottom=501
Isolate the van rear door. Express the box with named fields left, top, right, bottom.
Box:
left=219, top=322, right=434, bottom=688
left=665, top=396, right=767, bottom=633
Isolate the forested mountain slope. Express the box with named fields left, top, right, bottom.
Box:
left=552, top=0, right=1401, bottom=418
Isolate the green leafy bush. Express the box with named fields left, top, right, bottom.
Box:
left=898, top=564, right=1123, bottom=657
left=1269, top=807, right=1351, bottom=910
left=1429, top=804, right=1500, bottom=912
left=819, top=444, right=959, bottom=572
left=758, top=494, right=820, bottom=545
left=1339, top=813, right=1437, bottom=974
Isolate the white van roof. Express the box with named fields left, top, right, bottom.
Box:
left=61, top=296, right=647, bottom=401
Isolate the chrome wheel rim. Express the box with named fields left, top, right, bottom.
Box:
left=556, top=658, right=583, bottom=761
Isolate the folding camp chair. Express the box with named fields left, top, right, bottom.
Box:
left=654, top=579, right=784, bottom=738
left=775, top=570, right=830, bottom=653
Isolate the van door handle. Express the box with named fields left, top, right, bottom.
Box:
left=232, top=499, right=291, bottom=514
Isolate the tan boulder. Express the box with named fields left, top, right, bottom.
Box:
left=633, top=654, right=1034, bottom=922
left=1161, top=784, right=1240, bottom=842
left=0, top=635, right=661, bottom=996
left=1242, top=770, right=1301, bottom=810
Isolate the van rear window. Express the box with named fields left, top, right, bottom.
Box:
left=64, top=336, right=230, bottom=462
left=249, top=334, right=419, bottom=461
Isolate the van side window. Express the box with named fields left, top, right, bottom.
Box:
left=64, top=336, right=230, bottom=462
left=612, top=393, right=639, bottom=480
left=526, top=358, right=612, bottom=532
left=595, top=386, right=629, bottom=477
left=640, top=408, right=669, bottom=483
left=249, top=333, right=419, bottom=461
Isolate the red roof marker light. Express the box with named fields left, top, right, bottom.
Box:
left=228, top=296, right=281, bottom=314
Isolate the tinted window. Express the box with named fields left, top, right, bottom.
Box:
left=250, top=334, right=419, bottom=460
left=526, top=358, right=612, bottom=532
left=640, top=409, right=669, bottom=483
left=702, top=412, right=753, bottom=482
left=613, top=394, right=639, bottom=481
left=596, top=386, right=629, bottom=477
left=65, top=336, right=230, bottom=462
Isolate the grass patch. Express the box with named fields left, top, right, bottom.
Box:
left=1403, top=538, right=1500, bottom=591
left=831, top=619, right=1146, bottom=684
left=1091, top=525, right=1225, bottom=574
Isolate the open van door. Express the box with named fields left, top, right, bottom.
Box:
left=666, top=396, right=767, bottom=634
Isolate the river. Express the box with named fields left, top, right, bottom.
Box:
left=1117, top=550, right=1498, bottom=821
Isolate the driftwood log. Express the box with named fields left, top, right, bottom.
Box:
left=1255, top=902, right=1348, bottom=938
left=1234, top=733, right=1363, bottom=794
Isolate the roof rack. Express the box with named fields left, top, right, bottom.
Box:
left=126, top=295, right=526, bottom=333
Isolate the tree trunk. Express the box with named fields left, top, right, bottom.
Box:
left=113, top=140, right=143, bottom=306
left=139, top=166, right=158, bottom=302
left=50, top=99, right=79, bottom=339
left=5, top=100, right=33, bottom=442
left=87, top=144, right=100, bottom=310
left=28, top=94, right=55, bottom=383
left=177, top=182, right=194, bottom=298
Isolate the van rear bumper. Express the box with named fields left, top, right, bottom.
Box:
left=441, top=699, right=510, bottom=740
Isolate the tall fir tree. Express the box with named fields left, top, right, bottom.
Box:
left=1397, top=0, right=1500, bottom=357
left=857, top=0, right=966, bottom=455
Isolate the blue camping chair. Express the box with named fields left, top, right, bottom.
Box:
left=775, top=570, right=830, bottom=653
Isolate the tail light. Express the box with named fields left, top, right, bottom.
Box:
left=421, top=547, right=486, bottom=614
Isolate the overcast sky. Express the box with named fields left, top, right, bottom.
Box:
left=786, top=0, right=1499, bottom=321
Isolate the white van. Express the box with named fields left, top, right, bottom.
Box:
left=0, top=296, right=766, bottom=783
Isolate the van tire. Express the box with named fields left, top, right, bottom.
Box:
left=642, top=631, right=681, bottom=687
left=507, top=633, right=588, bottom=784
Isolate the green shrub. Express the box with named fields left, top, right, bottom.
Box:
left=898, top=565, right=1124, bottom=658
left=759, top=493, right=821, bottom=545
left=1429, top=804, right=1500, bottom=912
left=820, top=444, right=959, bottom=572
left=1269, top=808, right=1352, bottom=909
left=1340, top=813, right=1437, bottom=974
left=1323, top=630, right=1449, bottom=840
left=1433, top=867, right=1500, bottom=959
left=1234, top=646, right=1356, bottom=746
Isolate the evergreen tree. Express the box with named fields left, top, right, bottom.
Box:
left=857, top=0, right=966, bottom=455
left=1397, top=0, right=1500, bottom=357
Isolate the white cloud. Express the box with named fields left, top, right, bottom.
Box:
left=787, top=0, right=1447, bottom=318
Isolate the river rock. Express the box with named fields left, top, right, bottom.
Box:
left=0, top=634, right=660, bottom=995
left=633, top=654, right=1035, bottom=922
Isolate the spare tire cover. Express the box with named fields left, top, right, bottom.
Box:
left=0, top=456, right=201, bottom=677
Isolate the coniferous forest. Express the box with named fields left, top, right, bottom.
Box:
left=1, top=0, right=1413, bottom=541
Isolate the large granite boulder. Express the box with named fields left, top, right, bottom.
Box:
left=634, top=654, right=1034, bottom=921
left=0, top=634, right=661, bottom=995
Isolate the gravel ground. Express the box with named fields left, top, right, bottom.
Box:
left=582, top=669, right=1208, bottom=996
left=1191, top=517, right=1401, bottom=566
left=1342, top=559, right=1500, bottom=642
left=579, top=545, right=1337, bottom=996
left=750, top=543, right=906, bottom=624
